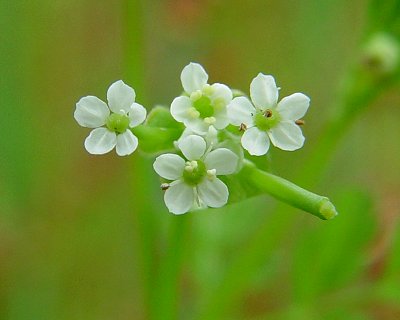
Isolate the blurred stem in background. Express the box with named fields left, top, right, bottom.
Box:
left=124, top=2, right=190, bottom=320
left=123, top=1, right=154, bottom=319
left=196, top=1, right=400, bottom=318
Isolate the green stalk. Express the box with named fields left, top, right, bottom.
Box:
left=122, top=1, right=155, bottom=319
left=242, top=162, right=337, bottom=220
left=123, top=3, right=190, bottom=319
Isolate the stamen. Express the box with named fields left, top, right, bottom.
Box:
left=190, top=90, right=202, bottom=101
left=207, top=169, right=217, bottom=180
left=204, top=116, right=216, bottom=125
left=185, top=165, right=194, bottom=173
left=202, top=84, right=214, bottom=96
left=160, top=183, right=170, bottom=191
left=295, top=119, right=305, bottom=126
left=239, top=123, right=247, bottom=131
left=213, top=98, right=225, bottom=111
left=187, top=107, right=200, bottom=119
left=190, top=161, right=198, bottom=169
left=264, top=109, right=273, bottom=118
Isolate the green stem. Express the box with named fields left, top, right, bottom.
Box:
left=242, top=162, right=337, bottom=220
left=122, top=1, right=155, bottom=319
left=151, top=216, right=191, bottom=320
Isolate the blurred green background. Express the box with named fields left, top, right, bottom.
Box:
left=1, top=0, right=400, bottom=319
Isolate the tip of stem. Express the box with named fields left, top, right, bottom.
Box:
left=319, top=199, right=338, bottom=220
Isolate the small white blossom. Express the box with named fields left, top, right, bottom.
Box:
left=228, top=73, right=310, bottom=155
left=153, top=135, right=238, bottom=214
left=170, top=63, right=233, bottom=134
left=74, top=80, right=146, bottom=156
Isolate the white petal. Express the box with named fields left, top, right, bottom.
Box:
left=250, top=73, right=279, bottom=110
left=268, top=121, right=305, bottom=151
left=170, top=96, right=192, bottom=122
left=184, top=118, right=209, bottom=135
left=164, top=180, right=195, bottom=214
left=241, top=127, right=270, bottom=156
left=197, top=178, right=228, bottom=208
left=115, top=130, right=138, bottom=156
left=129, top=102, right=147, bottom=127
left=276, top=93, right=310, bottom=120
left=153, top=154, right=185, bottom=180
left=74, top=96, right=110, bottom=128
left=210, top=83, right=233, bottom=105
left=181, top=62, right=208, bottom=93
left=179, top=135, right=206, bottom=160
left=227, top=96, right=255, bottom=126
left=204, top=148, right=238, bottom=175
left=107, top=80, right=136, bottom=113
left=84, top=128, right=116, bottom=155
left=213, top=109, right=230, bottom=130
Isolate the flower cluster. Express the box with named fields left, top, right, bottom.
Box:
left=74, top=63, right=310, bottom=214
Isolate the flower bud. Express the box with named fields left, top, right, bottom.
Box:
left=362, top=33, right=400, bottom=76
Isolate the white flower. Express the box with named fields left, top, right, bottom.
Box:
left=228, top=73, right=310, bottom=155
left=74, top=80, right=147, bottom=156
left=153, top=135, right=238, bottom=214
left=170, top=63, right=233, bottom=134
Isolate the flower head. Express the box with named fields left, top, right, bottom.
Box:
left=170, top=63, right=233, bottom=134
left=153, top=135, right=238, bottom=214
left=74, top=80, right=147, bottom=156
left=228, top=73, right=310, bottom=155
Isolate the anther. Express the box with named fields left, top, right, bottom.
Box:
left=295, top=119, right=305, bottom=126
left=185, top=165, right=194, bottom=173
left=206, top=169, right=217, bottom=180
left=264, top=109, right=273, bottom=118
left=202, top=84, right=214, bottom=96
left=204, top=117, right=216, bottom=125
left=190, top=161, right=198, bottom=169
left=239, top=123, right=247, bottom=131
left=160, top=183, right=170, bottom=191
left=190, top=90, right=202, bottom=101
left=187, top=107, right=200, bottom=119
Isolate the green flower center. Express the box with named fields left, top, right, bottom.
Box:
left=106, top=113, right=130, bottom=134
left=254, top=109, right=281, bottom=131
left=182, top=160, right=207, bottom=186
left=192, top=96, right=214, bottom=118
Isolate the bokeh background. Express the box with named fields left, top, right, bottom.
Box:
left=1, top=0, right=400, bottom=319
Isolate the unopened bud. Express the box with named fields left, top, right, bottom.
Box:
left=362, top=33, right=400, bottom=76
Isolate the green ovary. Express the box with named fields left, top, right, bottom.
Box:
left=192, top=96, right=214, bottom=118
left=183, top=160, right=207, bottom=186
left=106, top=113, right=130, bottom=133
left=254, top=109, right=281, bottom=131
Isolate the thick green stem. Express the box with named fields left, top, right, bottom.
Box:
left=242, top=162, right=337, bottom=220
